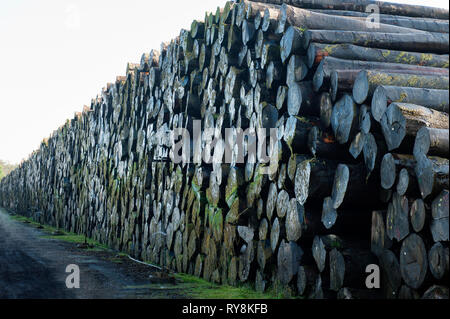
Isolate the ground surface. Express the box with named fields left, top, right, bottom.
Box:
left=0, top=208, right=187, bottom=299
left=0, top=208, right=274, bottom=299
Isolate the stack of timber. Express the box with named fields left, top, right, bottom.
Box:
left=0, top=0, right=448, bottom=299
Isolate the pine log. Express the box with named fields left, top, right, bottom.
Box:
left=307, top=42, right=450, bottom=69
left=413, top=127, right=449, bottom=158
left=372, top=86, right=449, bottom=123
left=380, top=103, right=449, bottom=151
left=399, top=233, right=428, bottom=289
left=302, top=30, right=449, bottom=54
left=353, top=70, right=449, bottom=104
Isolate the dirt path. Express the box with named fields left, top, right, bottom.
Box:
left=0, top=208, right=187, bottom=299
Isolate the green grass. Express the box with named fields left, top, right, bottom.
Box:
left=9, top=213, right=109, bottom=251
left=173, top=273, right=291, bottom=299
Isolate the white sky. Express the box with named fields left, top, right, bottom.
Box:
left=0, top=0, right=448, bottom=164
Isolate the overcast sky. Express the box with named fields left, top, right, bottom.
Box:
left=0, top=0, right=448, bottom=164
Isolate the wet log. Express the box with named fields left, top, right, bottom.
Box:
left=286, top=198, right=304, bottom=241
left=312, top=235, right=326, bottom=273
left=302, top=30, right=449, bottom=54
left=380, top=153, right=416, bottom=190
left=257, top=239, right=273, bottom=272
left=428, top=242, right=449, bottom=281
left=330, top=94, right=357, bottom=145
left=379, top=249, right=402, bottom=297
left=386, top=192, right=410, bottom=242
left=413, top=127, right=449, bottom=158
left=308, top=126, right=356, bottom=162
left=288, top=81, right=318, bottom=117
left=329, top=247, right=377, bottom=292
left=399, top=233, right=428, bottom=289
left=311, top=10, right=450, bottom=33
left=252, top=0, right=450, bottom=20
left=372, top=86, right=449, bottom=123
left=410, top=198, right=426, bottom=233
left=283, top=116, right=314, bottom=153
left=353, top=70, right=449, bottom=105
left=280, top=3, right=426, bottom=33
left=380, top=103, right=449, bottom=151
left=277, top=240, right=303, bottom=285
left=280, top=26, right=304, bottom=63
left=430, top=189, right=449, bottom=242
left=422, top=285, right=449, bottom=299
left=297, top=265, right=320, bottom=296
left=414, top=154, right=449, bottom=199
left=306, top=42, right=450, bottom=69
left=314, top=56, right=449, bottom=92
left=371, top=210, right=392, bottom=257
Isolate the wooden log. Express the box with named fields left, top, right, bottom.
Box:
left=302, top=30, right=449, bottom=54
left=379, top=249, right=402, bottom=298
left=329, top=69, right=356, bottom=101
left=307, top=42, right=450, bottom=69
left=386, top=192, right=410, bottom=242
left=280, top=26, right=303, bottom=63
left=297, top=265, right=320, bottom=296
left=238, top=225, right=254, bottom=244
left=410, top=198, right=426, bottom=233
left=396, top=168, right=420, bottom=197
left=371, top=210, right=392, bottom=257
left=286, top=197, right=304, bottom=241
left=399, top=233, right=428, bottom=289
left=321, top=197, right=336, bottom=230
left=414, top=154, right=449, bottom=200
left=380, top=103, right=449, bottom=151
left=287, top=81, right=318, bottom=117
left=310, top=10, right=450, bottom=33
left=413, top=127, right=449, bottom=158
left=329, top=247, right=377, bottom=292
left=286, top=55, right=308, bottom=86
left=372, top=86, right=449, bottom=123
left=330, top=164, right=351, bottom=210
left=308, top=8, right=449, bottom=22
left=308, top=126, right=356, bottom=162
left=353, top=71, right=449, bottom=105
left=257, top=239, right=273, bottom=271
left=319, top=92, right=332, bottom=128
left=422, top=285, right=449, bottom=299
left=380, top=153, right=416, bottom=190
left=330, top=94, right=357, bottom=145
left=283, top=116, right=313, bottom=153
left=428, top=242, right=449, bottom=281
left=276, top=189, right=290, bottom=218
left=312, top=235, right=326, bottom=273
left=279, top=3, right=426, bottom=33
left=239, top=240, right=255, bottom=282
left=314, top=56, right=449, bottom=93
left=430, top=189, right=449, bottom=242
left=270, top=217, right=285, bottom=252
left=242, top=20, right=256, bottom=45
left=252, top=0, right=450, bottom=20
left=277, top=240, right=303, bottom=285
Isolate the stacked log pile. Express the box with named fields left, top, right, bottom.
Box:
left=0, top=0, right=448, bottom=299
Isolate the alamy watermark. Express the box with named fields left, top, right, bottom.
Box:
left=366, top=4, right=380, bottom=29
left=65, top=264, right=80, bottom=289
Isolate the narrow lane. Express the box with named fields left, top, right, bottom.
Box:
left=0, top=208, right=185, bottom=299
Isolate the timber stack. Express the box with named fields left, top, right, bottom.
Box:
left=0, top=0, right=448, bottom=299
